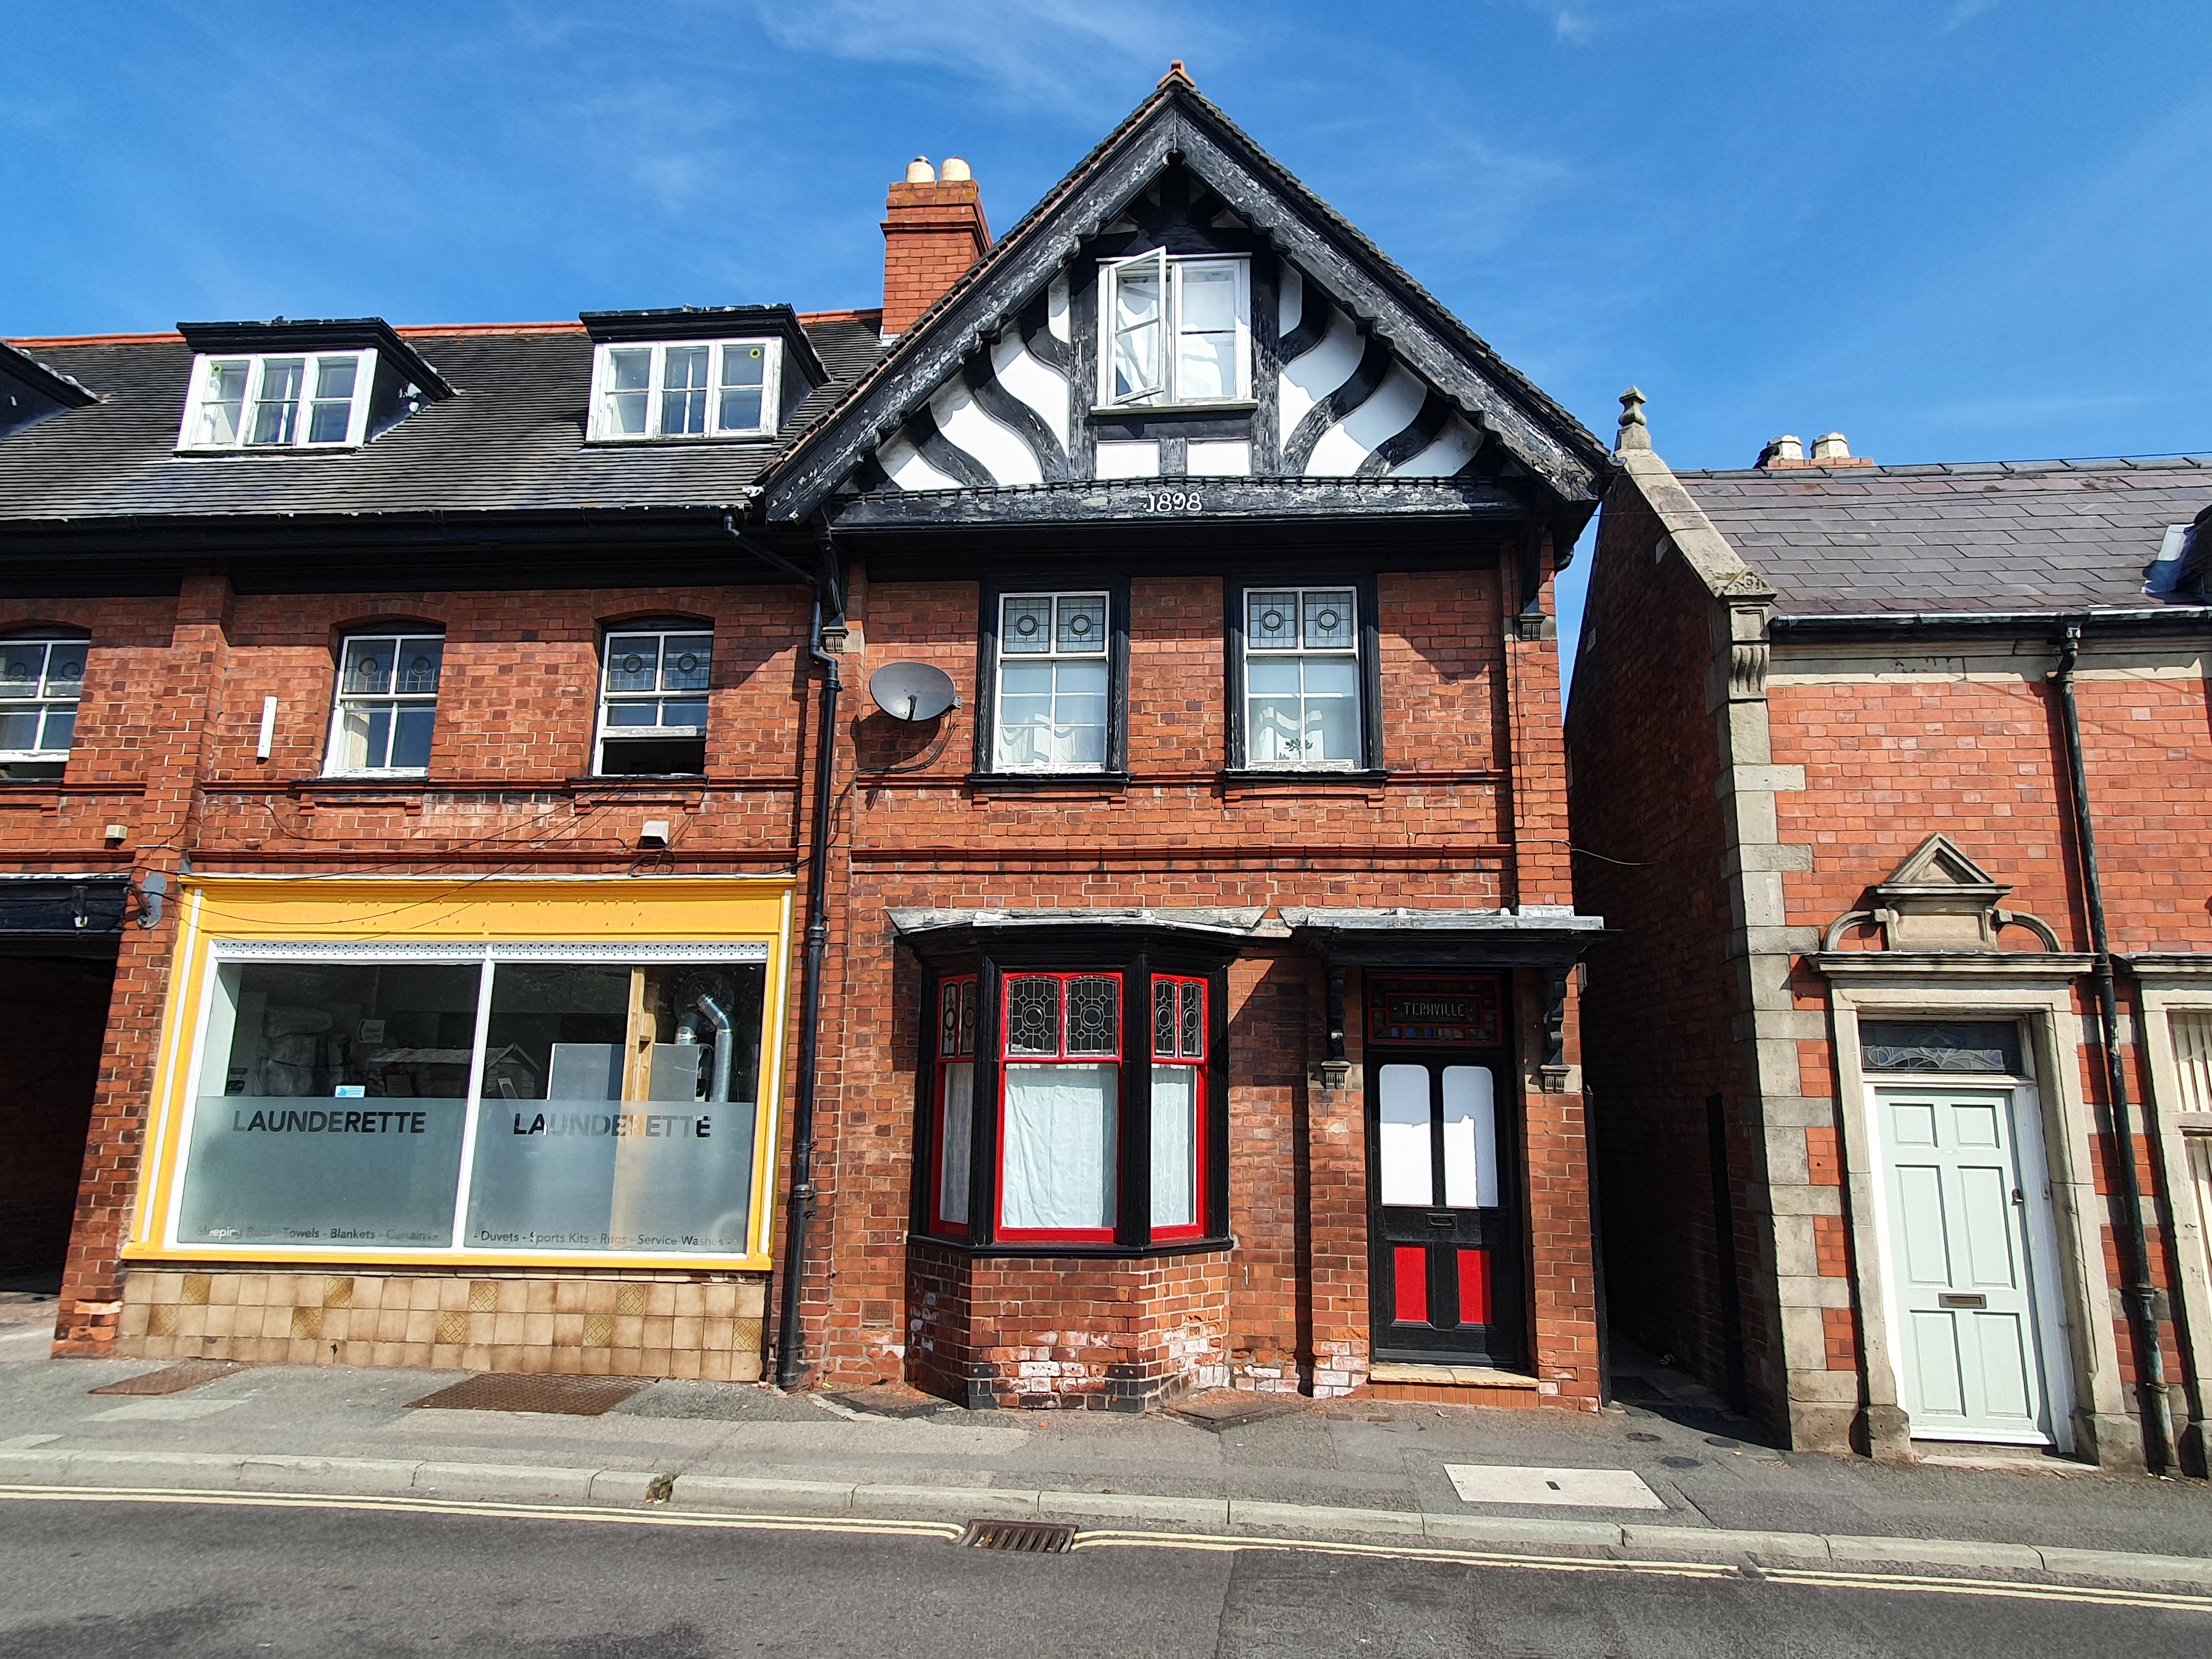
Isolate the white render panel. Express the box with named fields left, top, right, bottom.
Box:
left=1314, top=365, right=1428, bottom=477
left=1278, top=264, right=1303, bottom=338
left=990, top=329, right=1069, bottom=456
left=930, top=378, right=1042, bottom=487
left=1392, top=415, right=1482, bottom=478
left=1277, top=305, right=1360, bottom=435
left=1094, top=440, right=1160, bottom=480
left=1047, top=275, right=1071, bottom=344
left=878, top=435, right=963, bottom=493
left=1185, top=439, right=1251, bottom=477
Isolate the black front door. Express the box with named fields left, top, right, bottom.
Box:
left=1367, top=1055, right=1522, bottom=1367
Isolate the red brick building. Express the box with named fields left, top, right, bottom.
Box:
left=2, top=71, right=1611, bottom=1411
left=1569, top=397, right=2212, bottom=1469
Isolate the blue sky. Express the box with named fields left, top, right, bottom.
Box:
left=6, top=2, right=2208, bottom=684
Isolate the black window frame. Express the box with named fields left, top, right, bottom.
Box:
left=910, top=935, right=1231, bottom=1256
left=1223, top=568, right=1385, bottom=778
left=970, top=575, right=1132, bottom=787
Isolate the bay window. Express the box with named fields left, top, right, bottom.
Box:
left=173, top=948, right=768, bottom=1257
left=918, top=950, right=1225, bottom=1251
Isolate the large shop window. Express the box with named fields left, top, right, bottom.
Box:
left=174, top=951, right=766, bottom=1256
left=597, top=624, right=712, bottom=775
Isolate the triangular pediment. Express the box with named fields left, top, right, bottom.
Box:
left=1877, top=833, right=2005, bottom=896
left=758, top=76, right=1608, bottom=526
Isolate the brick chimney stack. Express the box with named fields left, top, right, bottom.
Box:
left=880, top=156, right=992, bottom=339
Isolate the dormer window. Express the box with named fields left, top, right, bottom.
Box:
left=184, top=351, right=374, bottom=449
left=587, top=339, right=781, bottom=442
left=1099, top=251, right=1249, bottom=407
left=174, top=320, right=452, bottom=455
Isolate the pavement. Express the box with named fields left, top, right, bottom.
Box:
left=2, top=1294, right=2208, bottom=1598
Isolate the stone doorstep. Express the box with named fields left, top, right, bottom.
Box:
left=1370, top=1362, right=1541, bottom=1389
left=2, top=1451, right=2211, bottom=1589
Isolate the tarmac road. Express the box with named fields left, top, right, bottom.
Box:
left=2, top=1492, right=2206, bottom=1659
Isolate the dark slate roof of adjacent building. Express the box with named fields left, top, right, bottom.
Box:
left=0, top=315, right=885, bottom=525
left=1676, top=455, right=2212, bottom=616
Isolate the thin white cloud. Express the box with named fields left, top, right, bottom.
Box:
left=752, top=0, right=1232, bottom=115
left=1944, top=0, right=2000, bottom=32
left=1554, top=9, right=1598, bottom=44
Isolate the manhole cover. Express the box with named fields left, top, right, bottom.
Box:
left=1705, top=1435, right=1743, bottom=1449
left=89, top=1361, right=246, bottom=1397
left=407, top=1374, right=651, bottom=1416
left=1625, top=1431, right=1661, bottom=1443
left=961, top=1520, right=1074, bottom=1554
left=1170, top=1390, right=1305, bottom=1432
left=825, top=1383, right=944, bottom=1419
left=1660, top=1455, right=1701, bottom=1469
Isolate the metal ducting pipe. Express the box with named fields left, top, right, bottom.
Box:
left=695, top=991, right=734, bottom=1105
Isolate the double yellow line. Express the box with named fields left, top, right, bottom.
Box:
left=3, top=1485, right=2206, bottom=1618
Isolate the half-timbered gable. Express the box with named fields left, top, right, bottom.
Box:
left=762, top=70, right=1605, bottom=527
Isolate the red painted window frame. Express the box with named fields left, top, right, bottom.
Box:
left=928, top=975, right=977, bottom=1238
left=993, top=970, right=1123, bottom=1245
left=1149, top=975, right=1208, bottom=1242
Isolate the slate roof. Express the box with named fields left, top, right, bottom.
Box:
left=0, top=316, right=885, bottom=526
left=1676, top=456, right=2212, bottom=617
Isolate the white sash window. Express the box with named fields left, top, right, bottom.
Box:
left=180, top=350, right=376, bottom=450
left=588, top=339, right=780, bottom=441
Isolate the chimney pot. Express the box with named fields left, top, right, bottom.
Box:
left=1811, top=431, right=1851, bottom=461
left=1760, top=434, right=1804, bottom=467
left=940, top=156, right=971, bottom=181
left=905, top=156, right=937, bottom=184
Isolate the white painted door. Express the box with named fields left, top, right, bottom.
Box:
left=1879, top=1087, right=2051, bottom=1443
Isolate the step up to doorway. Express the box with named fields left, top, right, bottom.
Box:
left=1369, top=1362, right=1542, bottom=1407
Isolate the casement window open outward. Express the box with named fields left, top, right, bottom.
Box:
left=180, top=350, right=377, bottom=450
left=588, top=340, right=780, bottom=442
left=0, top=634, right=87, bottom=780
left=1101, top=250, right=1249, bottom=406
left=326, top=633, right=443, bottom=776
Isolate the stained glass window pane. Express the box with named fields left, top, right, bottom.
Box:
left=1860, top=1021, right=2022, bottom=1074
left=1066, top=976, right=1118, bottom=1055
left=1303, top=590, right=1355, bottom=649
left=1006, top=976, right=1058, bottom=1056
left=1055, top=595, right=1106, bottom=654
left=1154, top=981, right=1177, bottom=1055
left=1248, top=592, right=1298, bottom=650
left=1002, top=596, right=1053, bottom=653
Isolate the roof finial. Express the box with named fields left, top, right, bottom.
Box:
left=1160, top=59, right=1193, bottom=88
left=1615, top=386, right=1650, bottom=453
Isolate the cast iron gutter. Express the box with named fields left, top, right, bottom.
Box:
left=1771, top=606, right=2212, bottom=640
left=2050, top=624, right=2178, bottom=1473
left=724, top=516, right=842, bottom=1391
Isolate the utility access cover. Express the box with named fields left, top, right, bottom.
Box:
left=1443, top=1465, right=1665, bottom=1509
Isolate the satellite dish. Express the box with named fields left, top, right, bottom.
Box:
left=869, top=661, right=960, bottom=722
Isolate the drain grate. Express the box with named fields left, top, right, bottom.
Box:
left=89, top=1361, right=247, bottom=1397
left=960, top=1520, right=1075, bottom=1554
left=406, top=1374, right=651, bottom=1416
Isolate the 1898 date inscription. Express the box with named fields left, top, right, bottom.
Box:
left=1140, top=489, right=1205, bottom=513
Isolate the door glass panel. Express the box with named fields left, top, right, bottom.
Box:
left=1392, top=1244, right=1428, bottom=1323
left=1440, top=1066, right=1496, bottom=1208
left=1377, top=1064, right=1432, bottom=1206
left=1455, top=1248, right=1491, bottom=1327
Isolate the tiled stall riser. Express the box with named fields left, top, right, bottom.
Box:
left=116, top=1270, right=769, bottom=1380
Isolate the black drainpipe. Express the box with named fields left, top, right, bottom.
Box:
left=2051, top=623, right=2176, bottom=1473
left=725, top=517, right=843, bottom=1390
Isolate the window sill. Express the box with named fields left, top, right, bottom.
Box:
left=318, top=770, right=430, bottom=783
left=966, top=770, right=1130, bottom=794
left=909, top=1232, right=1235, bottom=1260
left=174, top=443, right=359, bottom=456
left=1220, top=768, right=1390, bottom=790
left=583, top=433, right=778, bottom=447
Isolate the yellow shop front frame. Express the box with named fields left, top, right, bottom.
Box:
left=127, top=876, right=795, bottom=1274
